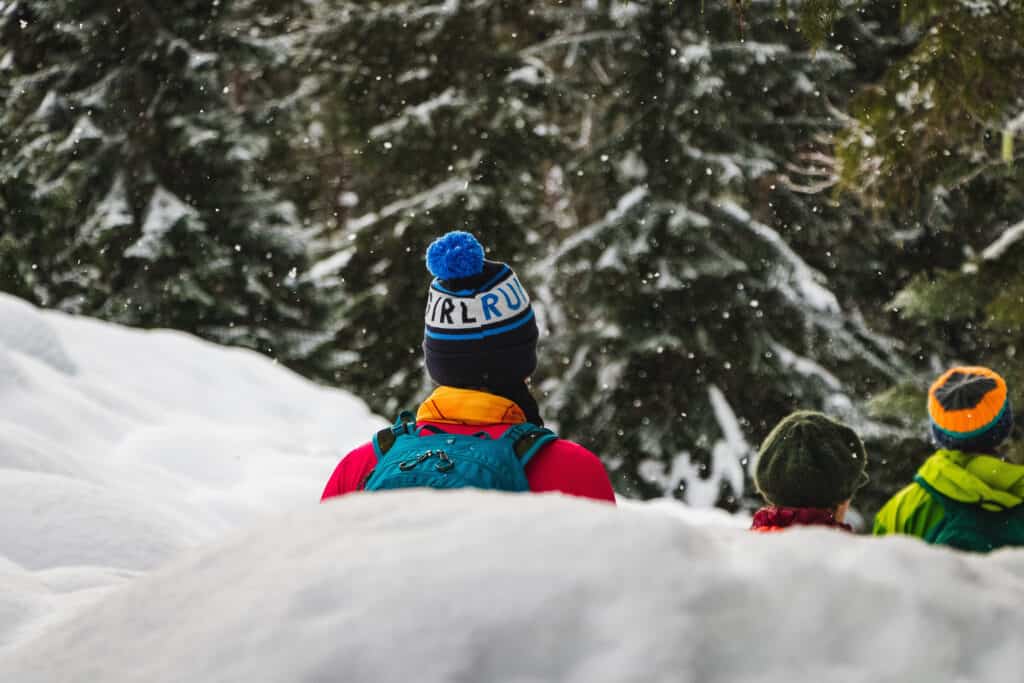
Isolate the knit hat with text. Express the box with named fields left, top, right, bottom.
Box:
left=422, top=231, right=538, bottom=388
left=928, top=366, right=1013, bottom=455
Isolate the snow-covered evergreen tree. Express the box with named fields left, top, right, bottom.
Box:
left=839, top=0, right=1024, bottom=466
left=0, top=0, right=959, bottom=514
left=303, top=0, right=569, bottom=411
left=0, top=1, right=334, bottom=373
left=293, top=0, right=916, bottom=511
left=535, top=1, right=906, bottom=507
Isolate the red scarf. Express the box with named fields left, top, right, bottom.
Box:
left=750, top=506, right=852, bottom=533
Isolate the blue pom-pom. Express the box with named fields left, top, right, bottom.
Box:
left=426, top=231, right=485, bottom=280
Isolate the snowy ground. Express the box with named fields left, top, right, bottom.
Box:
left=0, top=293, right=382, bottom=653
left=2, top=293, right=1022, bottom=682
left=4, top=491, right=1024, bottom=682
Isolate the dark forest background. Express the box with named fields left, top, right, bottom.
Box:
left=2, top=0, right=1023, bottom=520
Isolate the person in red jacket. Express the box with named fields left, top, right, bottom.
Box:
left=749, top=411, right=868, bottom=532
left=321, top=231, right=615, bottom=504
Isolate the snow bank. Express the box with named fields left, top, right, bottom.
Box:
left=2, top=292, right=1017, bottom=681
left=4, top=490, right=1023, bottom=682
left=0, top=294, right=381, bottom=651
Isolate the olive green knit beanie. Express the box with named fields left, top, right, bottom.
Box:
left=754, top=410, right=869, bottom=508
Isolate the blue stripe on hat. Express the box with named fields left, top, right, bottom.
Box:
left=431, top=265, right=512, bottom=297
left=426, top=310, right=532, bottom=336
left=425, top=309, right=535, bottom=340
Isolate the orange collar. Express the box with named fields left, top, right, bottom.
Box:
left=416, top=387, right=527, bottom=426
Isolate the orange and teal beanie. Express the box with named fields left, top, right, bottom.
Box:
left=928, top=366, right=1013, bottom=455
left=422, top=231, right=538, bottom=389
left=754, top=411, right=869, bottom=508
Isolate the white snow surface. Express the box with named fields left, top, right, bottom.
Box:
left=0, top=294, right=382, bottom=653
left=5, top=490, right=1024, bottom=682
left=81, top=172, right=134, bottom=240
left=981, top=218, right=1024, bottom=261
left=346, top=177, right=466, bottom=234
left=718, top=199, right=841, bottom=314
left=369, top=87, right=466, bottom=140
left=2, top=294, right=1022, bottom=681
left=707, top=384, right=752, bottom=492
left=125, top=187, right=203, bottom=259
left=637, top=387, right=752, bottom=508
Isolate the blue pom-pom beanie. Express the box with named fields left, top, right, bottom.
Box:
left=426, top=231, right=485, bottom=281
left=422, top=231, right=538, bottom=390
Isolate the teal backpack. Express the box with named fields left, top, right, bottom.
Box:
left=915, top=475, right=1024, bottom=553
left=363, top=411, right=557, bottom=492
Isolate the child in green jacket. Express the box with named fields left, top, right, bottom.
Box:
left=874, top=366, right=1024, bottom=552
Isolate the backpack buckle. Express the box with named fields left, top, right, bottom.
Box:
left=435, top=451, right=454, bottom=473
left=391, top=410, right=417, bottom=437
left=395, top=449, right=456, bottom=473
left=399, top=450, right=435, bottom=471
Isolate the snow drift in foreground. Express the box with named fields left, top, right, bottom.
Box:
left=4, top=490, right=1023, bottom=683
left=1, top=292, right=1019, bottom=682
left=0, top=294, right=382, bottom=651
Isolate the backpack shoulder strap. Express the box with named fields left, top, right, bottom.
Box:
left=502, top=423, right=558, bottom=467
left=373, top=411, right=417, bottom=459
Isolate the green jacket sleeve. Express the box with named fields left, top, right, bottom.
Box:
left=873, top=482, right=945, bottom=540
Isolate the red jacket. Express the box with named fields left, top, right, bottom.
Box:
left=321, top=387, right=616, bottom=504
